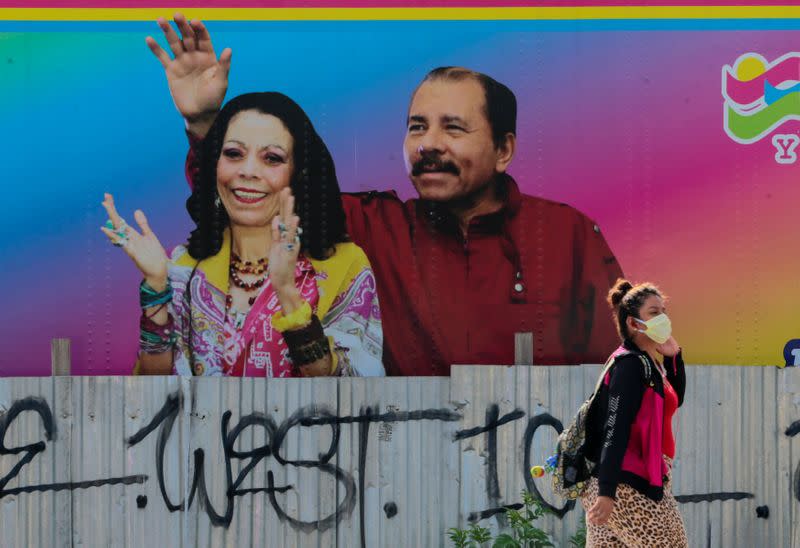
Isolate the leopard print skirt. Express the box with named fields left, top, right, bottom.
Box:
left=580, top=458, right=688, bottom=548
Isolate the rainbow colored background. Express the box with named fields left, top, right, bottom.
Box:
left=2, top=1, right=799, bottom=375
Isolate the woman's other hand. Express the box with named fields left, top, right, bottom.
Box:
left=101, top=193, right=169, bottom=290
left=587, top=495, right=616, bottom=526
left=145, top=13, right=230, bottom=137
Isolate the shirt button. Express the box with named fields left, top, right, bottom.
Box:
left=514, top=283, right=525, bottom=293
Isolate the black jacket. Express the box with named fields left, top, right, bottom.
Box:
left=584, top=340, right=686, bottom=500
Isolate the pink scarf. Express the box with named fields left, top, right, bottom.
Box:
left=221, top=257, right=319, bottom=377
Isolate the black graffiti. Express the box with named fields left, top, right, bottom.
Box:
left=674, top=492, right=754, bottom=503
left=0, top=397, right=147, bottom=498
left=298, top=407, right=463, bottom=426
left=468, top=503, right=524, bottom=522
left=453, top=406, right=525, bottom=440
left=784, top=420, right=800, bottom=502
left=357, top=406, right=375, bottom=548
left=1, top=475, right=147, bottom=497
left=455, top=404, right=526, bottom=527
left=126, top=391, right=462, bottom=546
left=127, top=395, right=319, bottom=528
left=2, top=393, right=768, bottom=535
left=454, top=405, right=577, bottom=524
left=383, top=502, right=398, bottom=519
left=270, top=404, right=462, bottom=544
left=785, top=420, right=800, bottom=437
left=522, top=412, right=575, bottom=519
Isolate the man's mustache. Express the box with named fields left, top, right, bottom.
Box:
left=411, top=154, right=460, bottom=176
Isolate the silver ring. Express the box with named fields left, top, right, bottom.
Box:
left=284, top=243, right=295, bottom=251
left=114, top=221, right=129, bottom=239
left=105, top=219, right=128, bottom=238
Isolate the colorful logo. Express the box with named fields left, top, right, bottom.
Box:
left=784, top=339, right=800, bottom=367
left=723, top=53, right=800, bottom=146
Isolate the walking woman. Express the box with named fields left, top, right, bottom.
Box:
left=581, top=278, right=688, bottom=547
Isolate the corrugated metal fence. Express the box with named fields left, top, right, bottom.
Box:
left=1, top=366, right=799, bottom=547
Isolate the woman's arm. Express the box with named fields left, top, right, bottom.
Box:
left=664, top=350, right=686, bottom=406
left=274, top=288, right=335, bottom=377
left=146, top=13, right=229, bottom=138
left=268, top=189, right=336, bottom=377
left=657, top=337, right=686, bottom=406
left=136, top=290, right=176, bottom=375
left=100, top=194, right=175, bottom=375
left=137, top=351, right=174, bottom=375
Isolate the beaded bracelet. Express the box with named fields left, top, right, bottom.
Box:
left=281, top=315, right=331, bottom=367
left=289, top=338, right=331, bottom=367
left=140, top=313, right=177, bottom=354
left=140, top=279, right=173, bottom=309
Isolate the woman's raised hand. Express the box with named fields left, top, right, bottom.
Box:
left=268, top=188, right=302, bottom=294
left=656, top=336, right=681, bottom=358
left=101, top=193, right=169, bottom=290
left=145, top=13, right=230, bottom=136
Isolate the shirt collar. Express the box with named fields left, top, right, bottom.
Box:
left=417, top=173, right=522, bottom=234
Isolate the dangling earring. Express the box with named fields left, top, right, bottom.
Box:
left=214, top=195, right=221, bottom=208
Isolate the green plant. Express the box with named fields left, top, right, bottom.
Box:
left=447, top=491, right=555, bottom=548
left=448, top=523, right=492, bottom=548
left=568, top=515, right=586, bottom=548
left=448, top=527, right=470, bottom=548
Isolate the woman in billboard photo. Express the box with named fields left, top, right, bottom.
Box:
left=101, top=90, right=384, bottom=378
left=580, top=279, right=688, bottom=547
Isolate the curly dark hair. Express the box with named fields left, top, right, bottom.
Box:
left=186, top=92, right=348, bottom=261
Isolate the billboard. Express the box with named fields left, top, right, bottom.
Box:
left=1, top=2, right=799, bottom=374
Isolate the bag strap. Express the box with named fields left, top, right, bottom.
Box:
left=586, top=352, right=625, bottom=404
left=590, top=351, right=654, bottom=399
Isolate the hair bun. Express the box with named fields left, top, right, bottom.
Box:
left=607, top=278, right=634, bottom=308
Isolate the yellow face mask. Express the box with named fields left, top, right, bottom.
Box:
left=635, top=313, right=672, bottom=344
